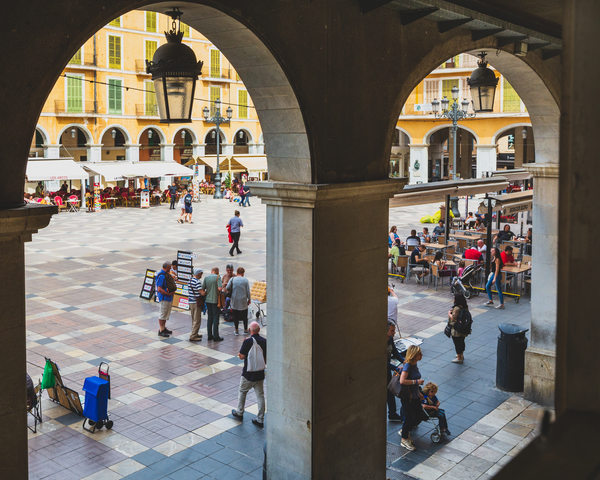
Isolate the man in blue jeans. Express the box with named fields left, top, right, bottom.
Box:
left=201, top=267, right=223, bottom=341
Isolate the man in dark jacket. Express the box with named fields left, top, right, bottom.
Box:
left=387, top=321, right=404, bottom=421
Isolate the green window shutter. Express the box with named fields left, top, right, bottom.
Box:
left=108, top=79, right=122, bottom=114
left=109, top=17, right=121, bottom=27
left=69, top=49, right=82, bottom=65
left=238, top=90, right=248, bottom=119
left=210, top=87, right=220, bottom=116
left=180, top=22, right=190, bottom=37
left=67, top=76, right=83, bottom=113
left=210, top=50, right=221, bottom=78
left=145, top=40, right=157, bottom=62
left=108, top=36, right=121, bottom=69
left=146, top=12, right=157, bottom=32
left=503, top=78, right=521, bottom=112
left=145, top=81, right=157, bottom=116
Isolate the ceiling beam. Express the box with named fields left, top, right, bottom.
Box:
left=437, top=17, right=473, bottom=33
left=542, top=49, right=561, bottom=60
left=496, top=35, right=529, bottom=48
left=527, top=42, right=551, bottom=51
left=399, top=7, right=439, bottom=26
left=359, top=0, right=394, bottom=14
left=472, top=28, right=505, bottom=41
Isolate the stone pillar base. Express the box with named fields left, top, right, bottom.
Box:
left=524, top=347, right=556, bottom=407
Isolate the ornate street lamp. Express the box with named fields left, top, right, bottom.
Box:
left=467, top=52, right=499, bottom=113
left=146, top=9, right=203, bottom=123
left=432, top=85, right=476, bottom=217
left=203, top=98, right=232, bottom=199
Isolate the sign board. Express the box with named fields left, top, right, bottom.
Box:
left=140, top=190, right=150, bottom=208
left=140, top=269, right=156, bottom=300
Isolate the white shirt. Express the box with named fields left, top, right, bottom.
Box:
left=387, top=296, right=399, bottom=323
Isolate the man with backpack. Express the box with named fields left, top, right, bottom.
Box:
left=155, top=261, right=176, bottom=337
left=231, top=321, right=266, bottom=427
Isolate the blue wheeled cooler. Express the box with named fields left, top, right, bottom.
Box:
left=82, top=376, right=113, bottom=433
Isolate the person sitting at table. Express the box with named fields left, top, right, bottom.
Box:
left=464, top=212, right=476, bottom=229
left=418, top=227, right=431, bottom=244
left=500, top=245, right=518, bottom=266
left=389, top=226, right=400, bottom=248
left=433, top=220, right=445, bottom=239
left=494, top=224, right=515, bottom=245
left=389, top=238, right=407, bottom=271
left=474, top=218, right=486, bottom=232
left=463, top=246, right=483, bottom=263
left=477, top=239, right=487, bottom=261
left=406, top=229, right=421, bottom=247
left=410, top=245, right=429, bottom=284
left=433, top=251, right=454, bottom=277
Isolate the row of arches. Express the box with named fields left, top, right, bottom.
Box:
left=33, top=124, right=261, bottom=147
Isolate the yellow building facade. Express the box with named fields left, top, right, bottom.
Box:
left=31, top=10, right=263, bottom=187
left=392, top=53, right=535, bottom=184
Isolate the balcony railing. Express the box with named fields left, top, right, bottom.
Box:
left=67, top=53, right=95, bottom=67
left=136, top=104, right=159, bottom=116
left=54, top=100, right=97, bottom=115
left=135, top=59, right=150, bottom=74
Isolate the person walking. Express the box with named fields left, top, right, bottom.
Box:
left=387, top=321, right=404, bottom=422
left=398, top=345, right=425, bottom=452
left=227, top=210, right=243, bottom=257
left=227, top=267, right=251, bottom=335
left=448, top=293, right=470, bottom=364
left=183, top=189, right=194, bottom=223
left=241, top=184, right=251, bottom=207
left=202, top=267, right=223, bottom=341
left=168, top=182, right=178, bottom=210
left=231, top=321, right=266, bottom=427
left=485, top=247, right=505, bottom=309
left=176, top=189, right=187, bottom=224
left=155, top=261, right=176, bottom=337
left=188, top=268, right=204, bottom=341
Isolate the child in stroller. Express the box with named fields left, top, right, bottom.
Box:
left=450, top=263, right=482, bottom=299
left=422, top=382, right=451, bottom=437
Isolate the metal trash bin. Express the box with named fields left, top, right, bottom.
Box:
left=82, top=376, right=112, bottom=433
left=496, top=323, right=529, bottom=392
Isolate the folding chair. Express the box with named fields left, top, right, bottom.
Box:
left=27, top=380, right=43, bottom=433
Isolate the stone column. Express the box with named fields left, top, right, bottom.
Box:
left=514, top=130, right=524, bottom=168
left=0, top=204, right=56, bottom=478
left=248, top=179, right=405, bottom=480
left=523, top=163, right=558, bottom=406
left=192, top=143, right=204, bottom=158
left=460, top=132, right=472, bottom=179
left=161, top=143, right=175, bottom=162
left=475, top=144, right=497, bottom=178
left=87, top=144, right=103, bottom=163
left=43, top=144, right=61, bottom=158
left=125, top=144, right=141, bottom=162
left=408, top=144, right=428, bottom=184
left=222, top=143, right=234, bottom=156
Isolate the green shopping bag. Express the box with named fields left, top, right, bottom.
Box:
left=41, top=359, right=56, bottom=389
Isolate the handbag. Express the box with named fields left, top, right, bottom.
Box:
left=444, top=322, right=452, bottom=338
left=387, top=372, right=402, bottom=397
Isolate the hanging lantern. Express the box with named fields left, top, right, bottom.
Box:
left=146, top=8, right=203, bottom=123
left=467, top=52, right=499, bottom=112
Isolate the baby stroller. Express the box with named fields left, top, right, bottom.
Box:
left=450, top=263, right=482, bottom=298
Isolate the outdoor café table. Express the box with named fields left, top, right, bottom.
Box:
left=67, top=198, right=80, bottom=212
left=501, top=264, right=532, bottom=298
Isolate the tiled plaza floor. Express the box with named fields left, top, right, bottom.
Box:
left=25, top=196, right=544, bottom=479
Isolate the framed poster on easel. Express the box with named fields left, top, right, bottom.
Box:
left=140, top=269, right=156, bottom=300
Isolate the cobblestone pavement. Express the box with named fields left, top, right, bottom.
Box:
left=25, top=196, right=543, bottom=479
